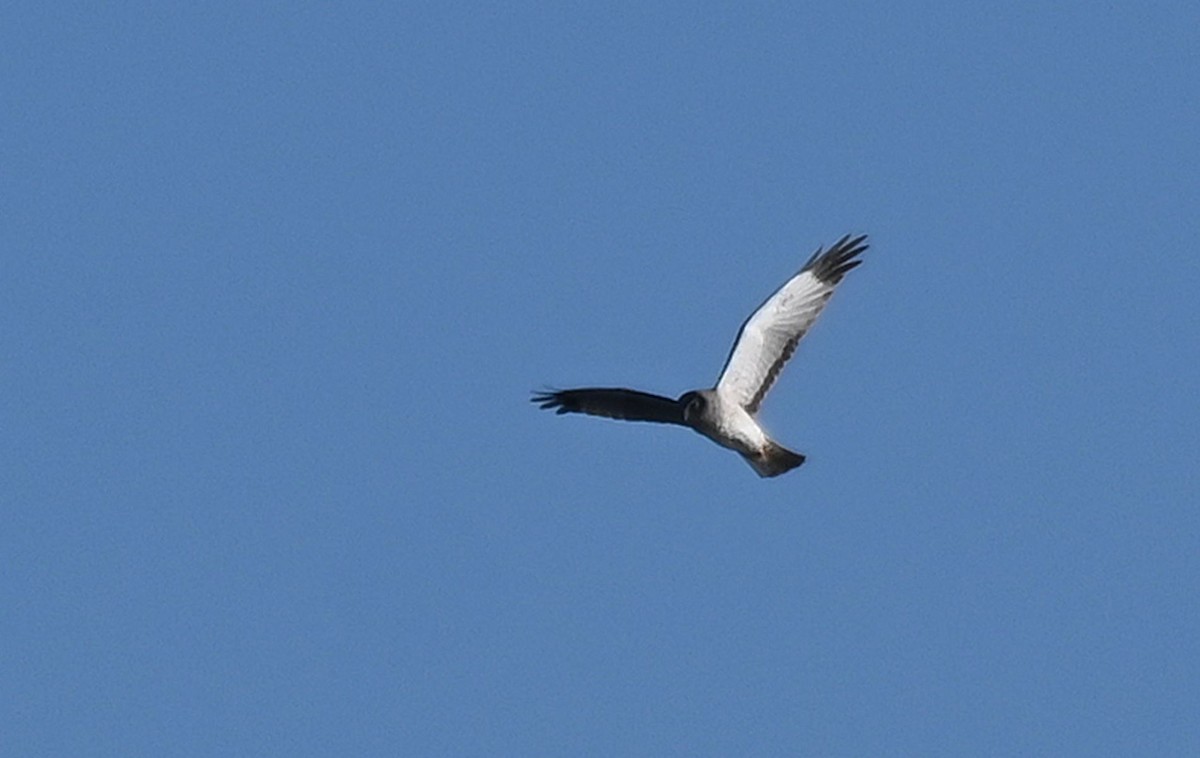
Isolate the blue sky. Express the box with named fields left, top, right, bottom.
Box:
left=4, top=2, right=1198, bottom=755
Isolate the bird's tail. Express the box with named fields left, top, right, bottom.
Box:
left=745, top=441, right=807, bottom=478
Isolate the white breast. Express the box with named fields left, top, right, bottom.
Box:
left=701, top=392, right=768, bottom=454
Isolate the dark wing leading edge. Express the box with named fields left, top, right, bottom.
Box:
left=531, top=388, right=686, bottom=425
left=716, top=234, right=869, bottom=414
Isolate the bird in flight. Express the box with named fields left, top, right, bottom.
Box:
left=533, top=234, right=871, bottom=477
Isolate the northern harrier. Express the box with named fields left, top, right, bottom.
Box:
left=533, top=234, right=870, bottom=477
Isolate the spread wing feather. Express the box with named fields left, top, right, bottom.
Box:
left=531, top=388, right=686, bottom=425
left=716, top=234, right=869, bottom=413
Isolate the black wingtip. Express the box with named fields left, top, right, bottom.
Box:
left=531, top=389, right=569, bottom=413
left=802, top=233, right=870, bottom=284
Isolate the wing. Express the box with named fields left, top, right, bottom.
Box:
left=716, top=234, right=869, bottom=413
left=531, top=388, right=686, bottom=425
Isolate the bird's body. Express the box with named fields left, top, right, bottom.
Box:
left=533, top=234, right=871, bottom=477
left=680, top=389, right=802, bottom=478
left=682, top=389, right=765, bottom=457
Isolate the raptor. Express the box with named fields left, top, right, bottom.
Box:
left=533, top=234, right=871, bottom=477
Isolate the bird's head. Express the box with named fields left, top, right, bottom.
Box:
left=679, top=390, right=707, bottom=423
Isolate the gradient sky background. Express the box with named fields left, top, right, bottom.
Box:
left=5, top=2, right=1199, bottom=755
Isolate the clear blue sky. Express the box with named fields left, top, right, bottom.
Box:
left=5, top=2, right=1198, bottom=755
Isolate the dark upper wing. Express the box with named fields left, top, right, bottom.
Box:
left=531, top=388, right=685, bottom=425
